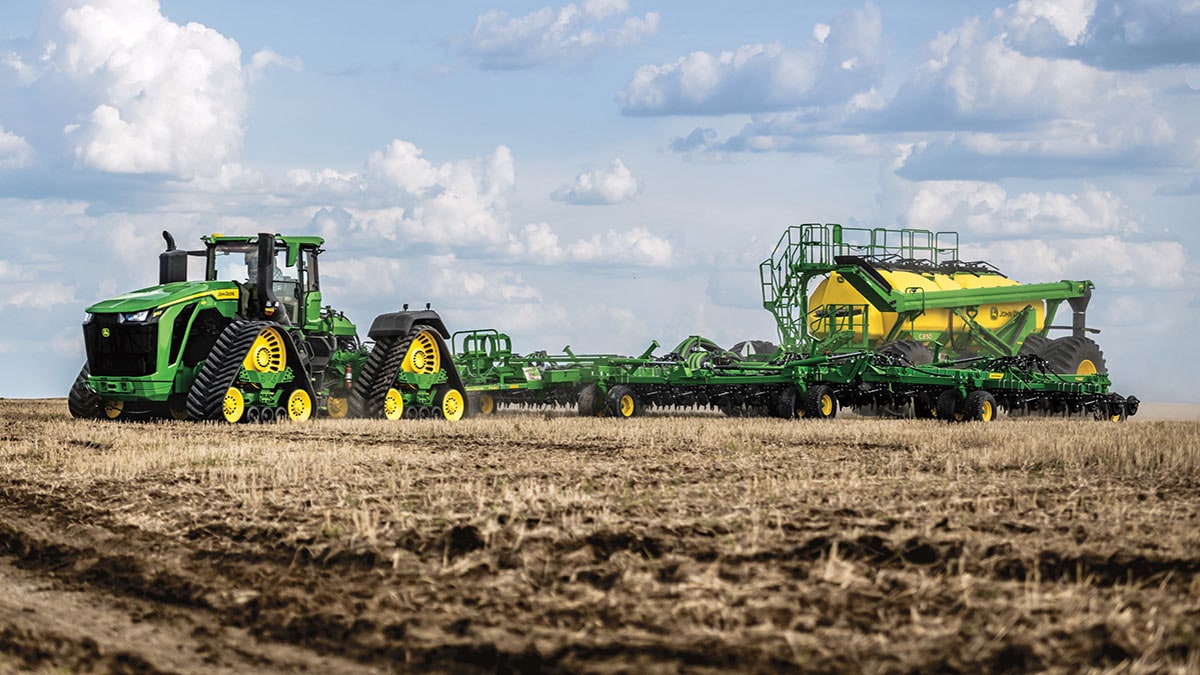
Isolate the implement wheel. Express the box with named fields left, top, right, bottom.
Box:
left=577, top=384, right=606, bottom=417
left=936, top=390, right=963, bottom=422
left=606, top=385, right=642, bottom=419
left=878, top=340, right=933, bottom=366
left=914, top=392, right=937, bottom=419
left=773, top=386, right=803, bottom=419
left=1043, top=336, right=1107, bottom=375
left=803, top=385, right=837, bottom=419
left=478, top=393, right=496, bottom=416
left=963, top=390, right=997, bottom=422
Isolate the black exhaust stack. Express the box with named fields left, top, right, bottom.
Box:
left=255, top=233, right=282, bottom=321
left=159, top=230, right=189, bottom=284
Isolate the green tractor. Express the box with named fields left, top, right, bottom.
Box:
left=69, top=231, right=467, bottom=423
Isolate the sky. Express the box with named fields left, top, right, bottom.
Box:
left=1, top=0, right=1198, bottom=401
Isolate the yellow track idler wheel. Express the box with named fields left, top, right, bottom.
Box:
left=286, top=389, right=312, bottom=422
left=223, top=387, right=245, bottom=423
left=436, top=386, right=465, bottom=421
left=383, top=388, right=405, bottom=421
left=478, top=393, right=495, bottom=416
left=402, top=330, right=441, bottom=375
left=243, top=327, right=287, bottom=373
left=326, top=396, right=348, bottom=419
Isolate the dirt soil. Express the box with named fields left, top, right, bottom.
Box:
left=1, top=400, right=1198, bottom=673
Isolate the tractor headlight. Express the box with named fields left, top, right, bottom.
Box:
left=83, top=312, right=93, bottom=325
left=119, top=309, right=152, bottom=323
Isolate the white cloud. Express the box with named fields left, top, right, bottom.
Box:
left=504, top=223, right=673, bottom=267
left=550, top=158, right=640, bottom=205
left=459, top=1, right=659, bottom=69
left=964, top=236, right=1188, bottom=289
left=246, top=48, right=302, bottom=80
left=901, top=180, right=1189, bottom=290
left=905, top=181, right=1140, bottom=237
left=1003, top=0, right=1200, bottom=69
left=616, top=3, right=882, bottom=115
left=4, top=282, right=75, bottom=309
left=565, top=227, right=673, bottom=266
left=291, top=140, right=672, bottom=267
left=46, top=0, right=248, bottom=177
left=0, top=127, right=33, bottom=167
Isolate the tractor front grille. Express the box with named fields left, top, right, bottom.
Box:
left=84, top=313, right=159, bottom=377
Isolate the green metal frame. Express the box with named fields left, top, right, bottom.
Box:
left=759, top=224, right=1094, bottom=357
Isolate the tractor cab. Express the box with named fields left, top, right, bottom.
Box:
left=203, top=233, right=325, bottom=329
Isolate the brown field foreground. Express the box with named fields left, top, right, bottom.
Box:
left=1, top=400, right=1199, bottom=673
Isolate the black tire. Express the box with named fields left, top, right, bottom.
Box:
left=1042, top=336, right=1107, bottom=375
left=729, top=340, right=778, bottom=360
left=577, top=384, right=605, bottom=417
left=963, top=390, right=997, bottom=422
left=68, top=364, right=104, bottom=419
left=803, top=384, right=837, bottom=419
left=878, top=340, right=933, bottom=365
left=914, top=392, right=937, bottom=419
left=773, top=386, right=802, bottom=419
left=1017, top=334, right=1051, bottom=356
left=606, top=385, right=642, bottom=419
left=936, top=389, right=963, bottom=422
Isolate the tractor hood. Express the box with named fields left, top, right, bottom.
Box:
left=85, top=281, right=239, bottom=314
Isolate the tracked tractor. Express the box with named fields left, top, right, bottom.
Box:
left=70, top=232, right=466, bottom=423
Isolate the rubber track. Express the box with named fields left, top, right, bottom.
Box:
left=348, top=327, right=425, bottom=418
left=185, top=321, right=270, bottom=421
left=347, top=336, right=399, bottom=418
left=67, top=365, right=102, bottom=419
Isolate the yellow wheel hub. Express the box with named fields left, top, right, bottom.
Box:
left=223, top=387, right=245, bottom=423
left=402, top=331, right=440, bottom=375
left=384, top=388, right=404, bottom=421
left=981, top=400, right=994, bottom=422
left=326, top=396, right=348, bottom=419
left=286, top=389, right=312, bottom=422
left=441, top=389, right=465, bottom=421
left=479, top=393, right=495, bottom=415
left=243, top=327, right=287, bottom=373
left=103, top=399, right=123, bottom=419
left=819, top=394, right=834, bottom=417
left=1077, top=359, right=1097, bottom=375
left=618, top=394, right=635, bottom=418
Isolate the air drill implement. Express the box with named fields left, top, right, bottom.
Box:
left=453, top=223, right=1136, bottom=422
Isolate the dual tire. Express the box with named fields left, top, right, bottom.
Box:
left=935, top=389, right=997, bottom=422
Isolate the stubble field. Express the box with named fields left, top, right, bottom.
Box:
left=1, top=399, right=1198, bottom=673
